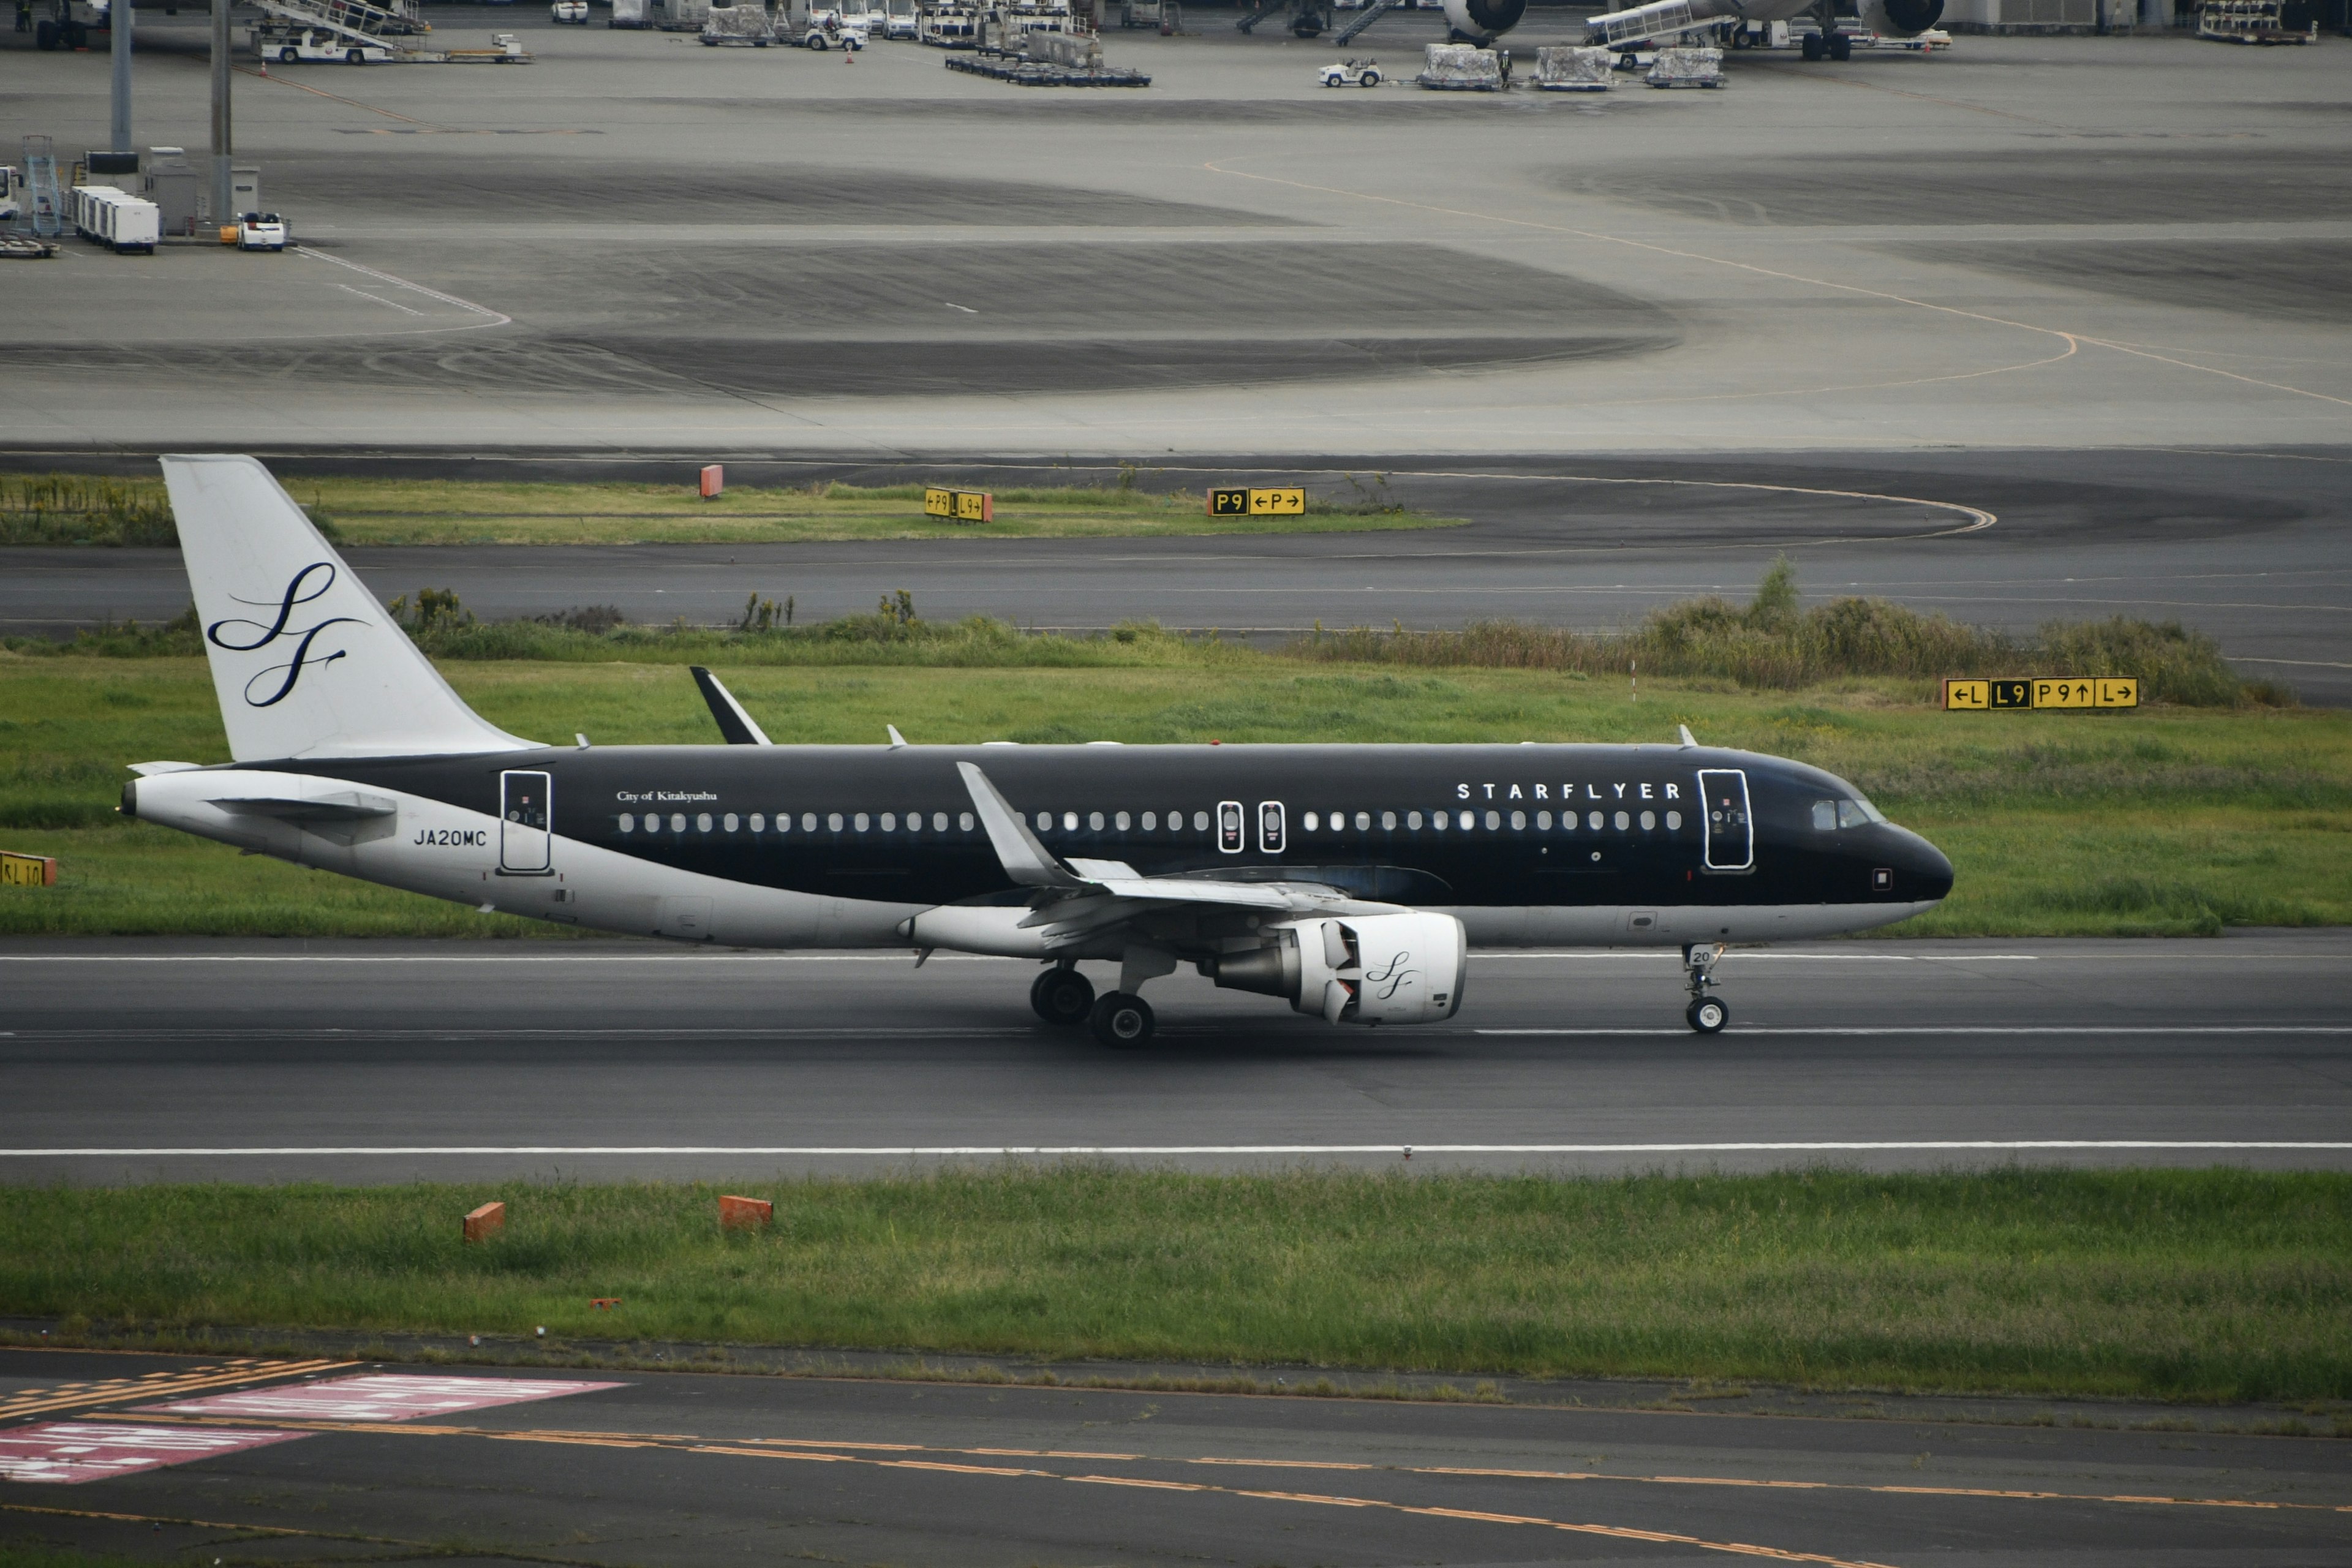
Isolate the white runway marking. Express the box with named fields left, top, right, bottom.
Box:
left=2, top=1142, right=2346, bottom=1157
left=1479, top=1026, right=2352, bottom=1036
left=295, top=247, right=511, bottom=327
left=333, top=283, right=427, bottom=317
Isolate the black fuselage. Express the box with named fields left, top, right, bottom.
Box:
left=254, top=741, right=1954, bottom=914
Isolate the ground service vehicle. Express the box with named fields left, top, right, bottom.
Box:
left=884, top=0, right=919, bottom=35
left=129, top=457, right=1955, bottom=1047
left=257, top=26, right=392, bottom=60
left=1317, top=55, right=1380, bottom=83
left=803, top=7, right=867, bottom=45
left=32, top=0, right=110, bottom=51
left=238, top=212, right=288, bottom=251
left=552, top=1, right=590, bottom=21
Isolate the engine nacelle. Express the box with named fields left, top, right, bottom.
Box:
left=1860, top=0, right=1943, bottom=32
left=1207, top=913, right=1468, bottom=1027
left=1441, top=0, right=1526, bottom=41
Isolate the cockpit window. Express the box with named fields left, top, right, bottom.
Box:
left=1811, top=796, right=1887, bottom=831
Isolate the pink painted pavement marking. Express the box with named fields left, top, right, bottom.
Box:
left=0, top=1421, right=309, bottom=1484
left=138, top=1373, right=625, bottom=1422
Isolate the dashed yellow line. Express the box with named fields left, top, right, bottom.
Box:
left=97, top=1410, right=2352, bottom=1515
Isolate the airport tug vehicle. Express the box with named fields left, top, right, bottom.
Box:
left=126, top=457, right=1954, bottom=1048
left=802, top=7, right=869, bottom=46
left=1318, top=55, right=1382, bottom=84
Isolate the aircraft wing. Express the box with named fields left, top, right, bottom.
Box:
left=957, top=762, right=1406, bottom=948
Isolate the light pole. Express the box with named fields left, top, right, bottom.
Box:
left=211, top=0, right=232, bottom=225
left=109, top=0, right=132, bottom=153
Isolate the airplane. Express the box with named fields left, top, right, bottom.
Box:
left=1384, top=0, right=1943, bottom=64
left=121, top=455, right=1954, bottom=1046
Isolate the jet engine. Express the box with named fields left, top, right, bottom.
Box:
left=1205, top=912, right=1468, bottom=1026
left=1442, top=0, right=1526, bottom=41
left=1860, top=0, right=1943, bottom=31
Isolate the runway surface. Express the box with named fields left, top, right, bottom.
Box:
left=2, top=931, right=2346, bottom=1184
left=1, top=1349, right=2347, bottom=1568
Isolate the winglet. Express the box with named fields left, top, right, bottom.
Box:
left=690, top=666, right=772, bottom=746
left=1678, top=724, right=1698, bottom=750
left=956, top=761, right=1081, bottom=888
left=887, top=725, right=908, bottom=750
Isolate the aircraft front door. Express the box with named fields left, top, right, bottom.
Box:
left=500, top=770, right=552, bottom=874
left=1697, top=768, right=1752, bottom=872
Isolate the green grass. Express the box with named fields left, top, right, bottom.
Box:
left=0, top=472, right=1451, bottom=547
left=0, top=1550, right=156, bottom=1568
left=6, top=1170, right=2350, bottom=1404
left=2, top=654, right=2347, bottom=937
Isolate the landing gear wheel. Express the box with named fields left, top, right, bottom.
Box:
left=63, top=17, right=85, bottom=45
left=1827, top=29, right=1850, bottom=58
left=1686, top=996, right=1728, bottom=1034
left=35, top=16, right=58, bottom=47
left=1030, top=966, right=1095, bottom=1027
left=1088, top=991, right=1155, bottom=1047
left=1800, top=31, right=1822, bottom=58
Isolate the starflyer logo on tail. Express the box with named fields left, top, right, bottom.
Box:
left=203, top=562, right=362, bottom=709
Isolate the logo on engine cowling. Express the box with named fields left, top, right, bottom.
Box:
left=1363, top=951, right=1420, bottom=1000
left=205, top=562, right=361, bottom=709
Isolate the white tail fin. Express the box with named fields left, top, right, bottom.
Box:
left=162, top=454, right=536, bottom=761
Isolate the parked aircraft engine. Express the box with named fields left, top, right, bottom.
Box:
left=1205, top=913, right=1468, bottom=1026
left=1861, top=0, right=1944, bottom=30
left=1442, top=0, right=1526, bottom=40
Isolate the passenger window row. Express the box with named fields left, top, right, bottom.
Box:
left=612, top=806, right=1686, bottom=836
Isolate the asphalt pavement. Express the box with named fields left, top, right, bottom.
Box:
left=2, top=931, right=2346, bottom=1184
left=1, top=1349, right=2347, bottom=1568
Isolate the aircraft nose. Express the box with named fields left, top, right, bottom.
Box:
left=1887, top=824, right=1954, bottom=902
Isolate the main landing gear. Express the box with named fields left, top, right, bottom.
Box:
left=1800, top=0, right=1852, bottom=59
left=1030, top=962, right=1159, bottom=1047
left=1682, top=942, right=1728, bottom=1033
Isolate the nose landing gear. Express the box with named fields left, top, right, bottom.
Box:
left=1682, top=942, right=1727, bottom=1033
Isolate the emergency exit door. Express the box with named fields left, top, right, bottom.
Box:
left=500, top=770, right=552, bottom=874
left=1697, top=769, right=1752, bottom=872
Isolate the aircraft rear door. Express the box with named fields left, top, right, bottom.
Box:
left=1697, top=768, right=1752, bottom=872
left=500, top=770, right=552, bottom=874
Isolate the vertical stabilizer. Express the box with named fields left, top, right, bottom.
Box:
left=162, top=454, right=537, bottom=761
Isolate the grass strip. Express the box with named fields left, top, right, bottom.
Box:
left=2, top=654, right=2345, bottom=937
left=0, top=472, right=1447, bottom=547
left=5, top=1170, right=2349, bottom=1405
left=15, top=560, right=2285, bottom=711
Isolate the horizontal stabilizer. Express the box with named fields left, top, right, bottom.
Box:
left=207, top=790, right=398, bottom=821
